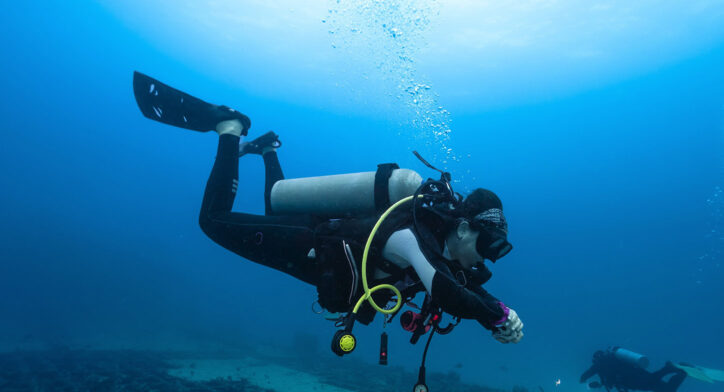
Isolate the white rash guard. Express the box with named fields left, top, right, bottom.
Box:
left=380, top=228, right=508, bottom=330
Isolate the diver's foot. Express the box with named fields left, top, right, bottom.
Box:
left=213, top=105, right=251, bottom=136
left=239, top=131, right=281, bottom=157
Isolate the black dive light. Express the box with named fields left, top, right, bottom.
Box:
left=379, top=332, right=388, bottom=365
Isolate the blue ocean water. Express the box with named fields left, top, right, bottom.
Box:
left=1, top=1, right=722, bottom=391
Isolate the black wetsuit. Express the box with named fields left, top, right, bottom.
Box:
left=198, top=134, right=506, bottom=326
left=580, top=351, right=687, bottom=392
left=199, top=134, right=320, bottom=285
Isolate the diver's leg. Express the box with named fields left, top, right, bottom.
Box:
left=653, top=363, right=686, bottom=392
left=237, top=130, right=283, bottom=215
left=651, top=362, right=677, bottom=378
left=263, top=150, right=283, bottom=215
left=199, top=133, right=318, bottom=285
left=663, top=371, right=686, bottom=392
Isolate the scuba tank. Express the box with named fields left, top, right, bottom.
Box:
left=613, top=347, right=650, bottom=369
left=270, top=164, right=422, bottom=217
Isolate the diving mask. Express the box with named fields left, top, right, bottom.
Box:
left=472, top=209, right=512, bottom=262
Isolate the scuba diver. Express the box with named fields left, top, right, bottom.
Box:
left=132, top=72, right=523, bottom=366
left=580, top=347, right=687, bottom=392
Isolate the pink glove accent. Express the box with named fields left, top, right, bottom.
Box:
left=494, top=302, right=510, bottom=327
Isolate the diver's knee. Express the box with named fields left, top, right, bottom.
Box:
left=198, top=211, right=220, bottom=238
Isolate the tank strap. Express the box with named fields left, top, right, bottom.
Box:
left=374, top=163, right=400, bottom=213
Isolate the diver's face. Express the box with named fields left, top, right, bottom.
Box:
left=450, top=223, right=484, bottom=269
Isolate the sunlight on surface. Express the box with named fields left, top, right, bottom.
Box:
left=100, top=0, right=724, bottom=164
left=103, top=0, right=724, bottom=111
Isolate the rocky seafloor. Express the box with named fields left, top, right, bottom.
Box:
left=0, top=349, right=271, bottom=392
left=0, top=348, right=531, bottom=392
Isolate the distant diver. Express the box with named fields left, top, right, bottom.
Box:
left=133, top=72, right=523, bottom=390
left=580, top=347, right=688, bottom=392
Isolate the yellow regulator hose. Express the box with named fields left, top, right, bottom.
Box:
left=352, top=195, right=422, bottom=315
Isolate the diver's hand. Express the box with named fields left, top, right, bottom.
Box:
left=492, top=308, right=523, bottom=343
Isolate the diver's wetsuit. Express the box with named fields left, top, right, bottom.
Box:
left=199, top=134, right=506, bottom=328
left=199, top=134, right=320, bottom=285
left=580, top=351, right=687, bottom=392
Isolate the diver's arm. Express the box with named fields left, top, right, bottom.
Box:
left=382, top=229, right=506, bottom=328
left=581, top=365, right=598, bottom=383
left=429, top=273, right=507, bottom=328
left=468, top=284, right=506, bottom=319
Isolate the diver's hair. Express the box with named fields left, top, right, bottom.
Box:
left=460, top=188, right=503, bottom=219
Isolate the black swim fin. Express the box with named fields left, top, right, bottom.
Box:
left=239, top=131, right=281, bottom=157
left=133, top=71, right=250, bottom=134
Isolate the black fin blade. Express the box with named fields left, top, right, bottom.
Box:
left=133, top=71, right=216, bottom=132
